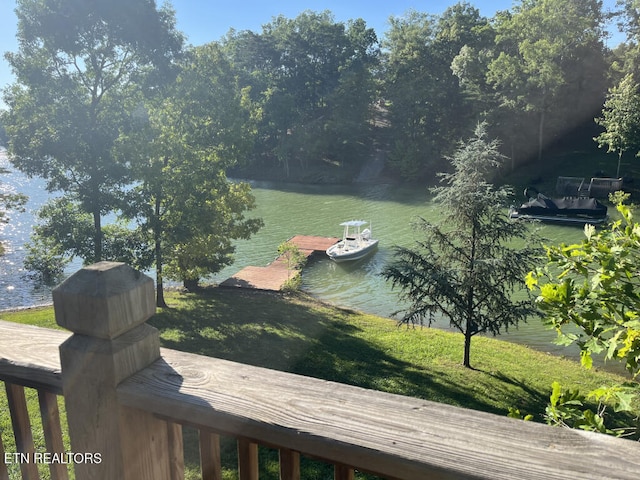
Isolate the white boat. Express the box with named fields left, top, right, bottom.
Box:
left=326, top=220, right=378, bottom=262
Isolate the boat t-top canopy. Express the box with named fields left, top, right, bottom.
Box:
left=339, top=220, right=368, bottom=227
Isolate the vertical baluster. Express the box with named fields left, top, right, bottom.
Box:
left=199, top=430, right=222, bottom=480
left=279, top=448, right=300, bottom=480
left=334, top=464, right=355, bottom=480
left=167, top=422, right=184, bottom=480
left=37, top=390, right=69, bottom=480
left=237, top=438, right=258, bottom=480
left=0, top=422, right=9, bottom=480
left=5, top=382, right=39, bottom=480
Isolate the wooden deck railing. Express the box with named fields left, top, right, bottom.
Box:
left=0, top=321, right=70, bottom=480
left=1, top=262, right=640, bottom=479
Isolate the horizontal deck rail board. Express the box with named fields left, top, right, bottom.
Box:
left=220, top=235, right=339, bottom=291
left=3, top=319, right=640, bottom=480
left=0, top=320, right=69, bottom=393
left=118, top=348, right=640, bottom=480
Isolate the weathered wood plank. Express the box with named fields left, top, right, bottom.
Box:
left=287, top=235, right=340, bottom=252
left=53, top=261, right=156, bottom=340
left=220, top=235, right=339, bottom=290
left=237, top=438, right=258, bottom=480
left=0, top=320, right=69, bottom=393
left=56, top=262, right=172, bottom=480
left=59, top=326, right=169, bottom=480
left=5, top=383, right=40, bottom=480
left=38, top=390, right=69, bottom=480
left=279, top=448, right=300, bottom=480
left=334, top=464, right=354, bottom=480
left=199, top=429, right=221, bottom=480
left=167, top=421, right=184, bottom=480
left=118, top=348, right=640, bottom=480
left=2, top=312, right=640, bottom=480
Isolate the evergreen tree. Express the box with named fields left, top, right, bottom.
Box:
left=382, top=122, right=540, bottom=368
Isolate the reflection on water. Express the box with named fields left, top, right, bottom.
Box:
left=0, top=151, right=65, bottom=308
left=0, top=153, right=625, bottom=373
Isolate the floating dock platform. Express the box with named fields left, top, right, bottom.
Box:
left=220, top=235, right=339, bottom=291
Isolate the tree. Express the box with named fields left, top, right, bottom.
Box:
left=0, top=119, right=7, bottom=146
left=449, top=11, right=498, bottom=118
left=382, top=122, right=540, bottom=368
left=524, top=195, right=640, bottom=437
left=119, top=43, right=263, bottom=305
left=224, top=11, right=379, bottom=177
left=2, top=0, right=183, bottom=263
left=382, top=4, right=491, bottom=180
left=616, top=0, right=640, bottom=54
left=277, top=241, right=306, bottom=290
left=22, top=195, right=152, bottom=281
left=381, top=10, right=441, bottom=179
left=487, top=0, right=607, bottom=163
left=527, top=196, right=640, bottom=377
left=602, top=2, right=640, bottom=91
left=594, top=73, right=640, bottom=177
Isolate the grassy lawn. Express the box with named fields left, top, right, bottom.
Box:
left=146, top=289, right=631, bottom=416
left=1, top=287, right=637, bottom=479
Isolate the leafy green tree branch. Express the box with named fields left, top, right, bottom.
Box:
left=525, top=194, right=640, bottom=438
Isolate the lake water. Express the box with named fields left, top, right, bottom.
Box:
left=0, top=150, right=623, bottom=372
left=208, top=180, right=588, bottom=357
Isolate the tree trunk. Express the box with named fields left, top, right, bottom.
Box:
left=155, top=263, right=168, bottom=308
left=155, top=226, right=168, bottom=308
left=511, top=143, right=515, bottom=172
left=183, top=278, right=199, bottom=291
left=463, top=222, right=477, bottom=369
left=155, top=161, right=169, bottom=308
left=93, top=208, right=102, bottom=262
left=463, top=330, right=472, bottom=368
left=537, top=108, right=545, bottom=163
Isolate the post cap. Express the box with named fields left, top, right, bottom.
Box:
left=53, top=262, right=155, bottom=339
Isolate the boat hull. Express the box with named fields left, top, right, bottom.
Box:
left=326, top=239, right=379, bottom=262
left=509, top=195, right=608, bottom=226
left=508, top=208, right=608, bottom=225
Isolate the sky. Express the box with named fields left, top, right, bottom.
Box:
left=0, top=0, right=625, bottom=107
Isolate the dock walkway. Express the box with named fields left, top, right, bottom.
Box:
left=220, top=235, right=339, bottom=291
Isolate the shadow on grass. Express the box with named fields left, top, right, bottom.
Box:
left=483, top=371, right=550, bottom=417
left=150, top=288, right=514, bottom=416
left=483, top=371, right=639, bottom=437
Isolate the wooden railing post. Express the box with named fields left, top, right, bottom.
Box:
left=53, top=262, right=170, bottom=480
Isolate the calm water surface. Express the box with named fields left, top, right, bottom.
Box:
left=211, top=180, right=588, bottom=356
left=0, top=150, right=622, bottom=372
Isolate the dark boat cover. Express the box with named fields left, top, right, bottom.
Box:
left=516, top=195, right=607, bottom=218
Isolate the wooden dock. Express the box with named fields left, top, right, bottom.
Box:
left=220, top=235, right=339, bottom=291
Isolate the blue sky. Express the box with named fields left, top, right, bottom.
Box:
left=0, top=0, right=624, bottom=107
